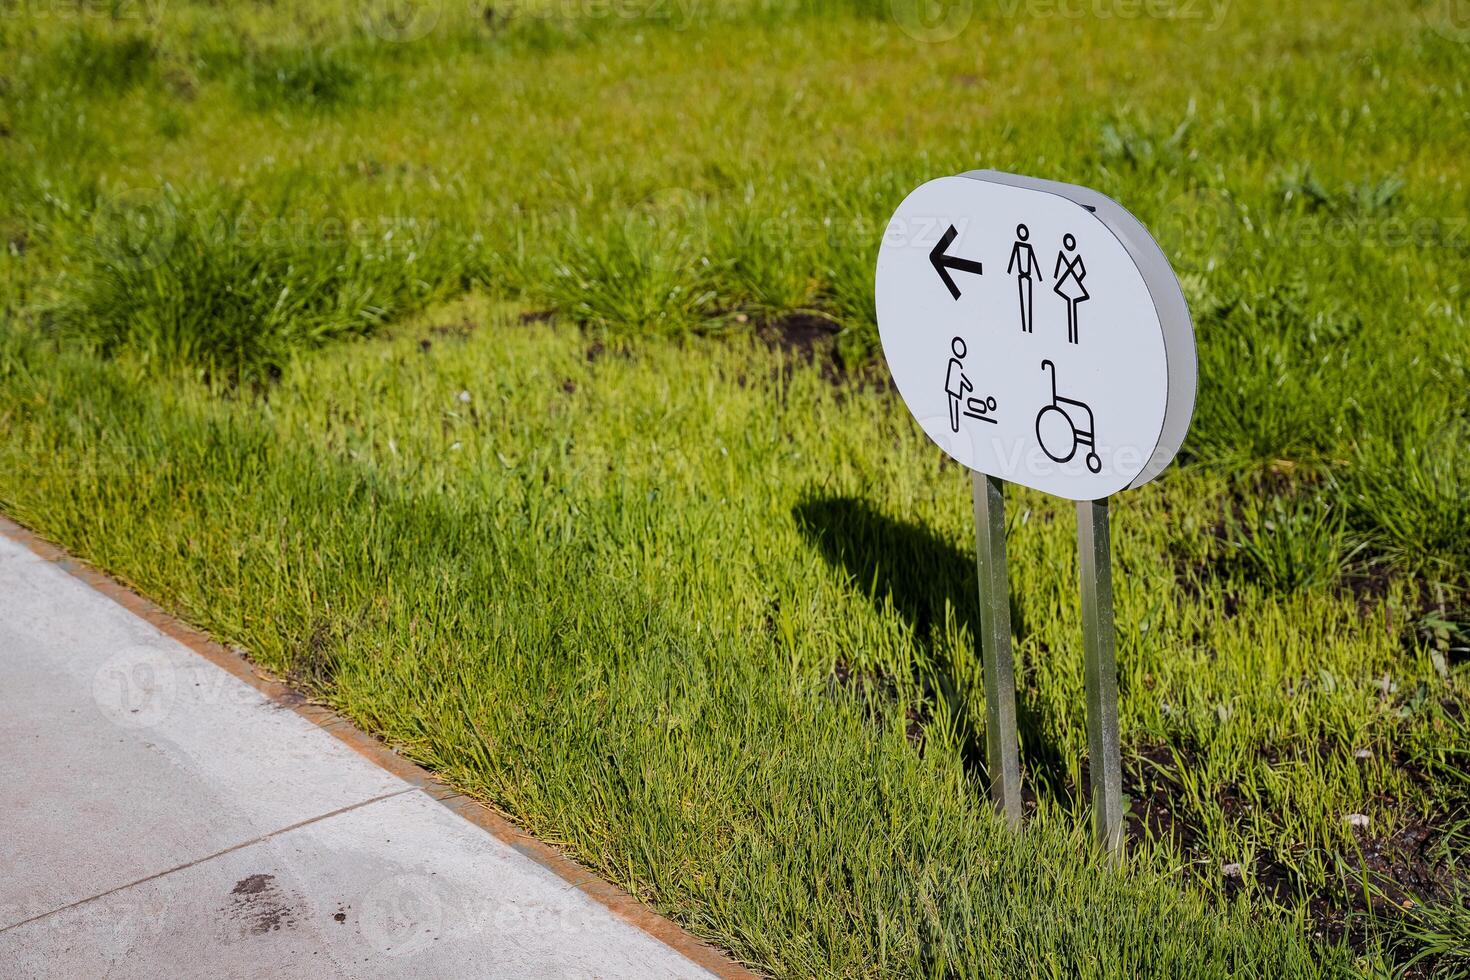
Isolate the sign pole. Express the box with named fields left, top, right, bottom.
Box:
left=972, top=472, right=1022, bottom=828
left=1077, top=498, right=1122, bottom=855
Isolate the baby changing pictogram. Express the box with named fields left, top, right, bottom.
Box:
left=943, top=336, right=999, bottom=433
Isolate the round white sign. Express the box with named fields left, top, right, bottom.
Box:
left=875, top=171, right=1196, bottom=501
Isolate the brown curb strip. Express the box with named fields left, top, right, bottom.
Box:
left=0, top=515, right=759, bottom=980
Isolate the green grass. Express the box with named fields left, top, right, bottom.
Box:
left=2, top=0, right=1468, bottom=974
left=1224, top=491, right=1355, bottom=594
left=54, top=185, right=475, bottom=383
left=0, top=303, right=1380, bottom=975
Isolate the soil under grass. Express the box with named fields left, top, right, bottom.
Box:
left=2, top=0, right=1469, bottom=974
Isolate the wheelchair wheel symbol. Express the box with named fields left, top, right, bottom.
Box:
left=1035, top=360, right=1101, bottom=474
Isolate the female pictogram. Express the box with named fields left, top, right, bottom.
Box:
left=1007, top=223, right=1040, bottom=333
left=1052, top=233, right=1090, bottom=344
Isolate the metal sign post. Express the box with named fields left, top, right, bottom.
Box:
left=873, top=170, right=1197, bottom=854
left=1077, top=498, right=1122, bottom=854
left=972, top=472, right=1022, bottom=827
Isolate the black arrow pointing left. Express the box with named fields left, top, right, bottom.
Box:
left=930, top=224, right=984, bottom=300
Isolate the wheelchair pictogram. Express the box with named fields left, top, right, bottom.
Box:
left=1035, top=359, right=1101, bottom=474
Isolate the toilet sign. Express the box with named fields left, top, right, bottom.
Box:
left=874, top=170, right=1198, bottom=854
left=875, top=170, right=1196, bottom=501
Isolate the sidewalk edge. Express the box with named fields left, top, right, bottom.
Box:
left=0, top=515, right=759, bottom=980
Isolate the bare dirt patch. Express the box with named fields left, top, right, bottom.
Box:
left=1123, top=740, right=1469, bottom=974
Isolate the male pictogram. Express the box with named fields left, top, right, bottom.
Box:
left=1006, top=223, right=1040, bottom=333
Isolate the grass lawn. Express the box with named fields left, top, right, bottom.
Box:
left=2, top=0, right=1469, bottom=975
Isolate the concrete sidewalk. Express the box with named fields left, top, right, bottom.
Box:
left=0, top=523, right=749, bottom=979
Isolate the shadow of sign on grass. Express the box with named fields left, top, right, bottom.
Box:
left=793, top=493, right=1072, bottom=805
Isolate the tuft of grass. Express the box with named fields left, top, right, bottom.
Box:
left=54, top=29, right=157, bottom=93
left=54, top=188, right=478, bottom=384
left=1190, top=279, right=1368, bottom=465
left=236, top=45, right=370, bottom=110
left=1385, top=884, right=1470, bottom=980
left=719, top=204, right=823, bottom=316
left=1224, top=493, right=1352, bottom=594
left=1337, top=419, right=1470, bottom=575
left=1364, top=815, right=1470, bottom=979
left=1407, top=697, right=1470, bottom=802
left=1279, top=165, right=1405, bottom=217
left=546, top=218, right=722, bottom=335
